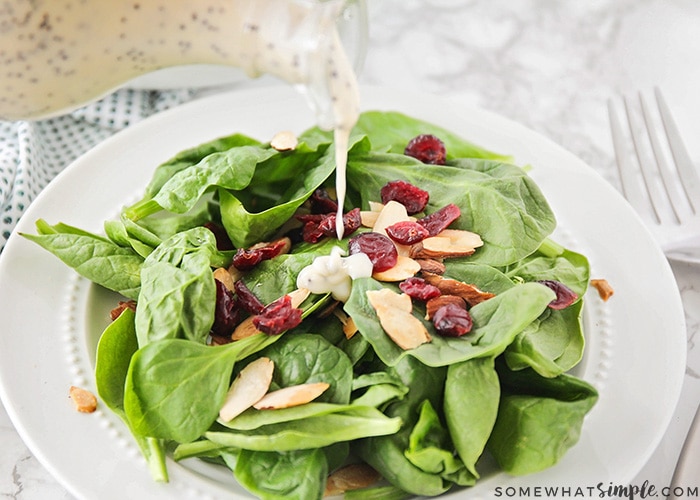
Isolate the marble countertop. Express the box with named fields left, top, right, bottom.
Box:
left=2, top=0, right=700, bottom=498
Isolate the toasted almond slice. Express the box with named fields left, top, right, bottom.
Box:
left=591, top=278, right=614, bottom=301
left=253, top=382, right=330, bottom=410
left=324, top=463, right=381, bottom=496
left=372, top=200, right=410, bottom=236
left=287, top=287, right=311, bottom=308
left=342, top=315, right=358, bottom=339
left=366, top=288, right=431, bottom=350
left=360, top=210, right=380, bottom=228
left=418, top=236, right=476, bottom=258
left=425, top=295, right=467, bottom=320
left=213, top=267, right=235, bottom=292
left=270, top=130, right=298, bottom=151
left=372, top=255, right=421, bottom=282
left=219, top=357, right=274, bottom=421
left=333, top=308, right=358, bottom=339
left=422, top=272, right=495, bottom=306
left=69, top=386, right=97, bottom=413
left=410, top=229, right=483, bottom=259
left=415, top=258, right=446, bottom=275
left=436, top=228, right=484, bottom=249
left=231, top=315, right=258, bottom=340
left=226, top=264, right=244, bottom=283
left=368, top=201, right=385, bottom=212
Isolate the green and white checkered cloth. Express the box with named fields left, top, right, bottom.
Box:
left=0, top=88, right=196, bottom=251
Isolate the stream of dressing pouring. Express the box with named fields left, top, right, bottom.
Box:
left=0, top=0, right=364, bottom=238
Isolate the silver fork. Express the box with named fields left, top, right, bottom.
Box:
left=608, top=88, right=700, bottom=264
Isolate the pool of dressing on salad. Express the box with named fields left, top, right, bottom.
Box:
left=1, top=0, right=360, bottom=237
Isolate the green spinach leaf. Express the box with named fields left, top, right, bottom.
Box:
left=134, top=227, right=218, bottom=346
left=351, top=111, right=511, bottom=161
left=234, top=448, right=327, bottom=500
left=124, top=333, right=278, bottom=443
left=22, top=220, right=143, bottom=299
left=260, top=333, right=353, bottom=404
left=345, top=278, right=556, bottom=367
left=487, top=359, right=598, bottom=475
left=405, top=399, right=475, bottom=486
left=94, top=309, right=168, bottom=481
left=443, top=357, right=500, bottom=477
left=346, top=153, right=556, bottom=266
left=145, top=133, right=263, bottom=197
left=355, top=356, right=449, bottom=497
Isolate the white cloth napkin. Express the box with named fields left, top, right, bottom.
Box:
left=0, top=88, right=197, bottom=251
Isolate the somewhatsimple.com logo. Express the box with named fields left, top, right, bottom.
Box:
left=493, top=481, right=699, bottom=499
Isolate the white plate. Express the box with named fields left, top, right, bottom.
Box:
left=0, top=86, right=687, bottom=499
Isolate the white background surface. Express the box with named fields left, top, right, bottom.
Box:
left=2, top=0, right=700, bottom=498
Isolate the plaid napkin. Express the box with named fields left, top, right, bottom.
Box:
left=0, top=88, right=196, bottom=252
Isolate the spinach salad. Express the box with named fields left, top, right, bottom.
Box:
left=24, top=111, right=598, bottom=499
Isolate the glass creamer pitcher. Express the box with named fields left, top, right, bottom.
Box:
left=0, top=0, right=367, bottom=132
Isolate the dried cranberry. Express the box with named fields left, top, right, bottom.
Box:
left=348, top=232, right=398, bottom=273
left=318, top=208, right=361, bottom=236
left=309, top=188, right=339, bottom=214
left=417, top=204, right=461, bottom=236
left=234, top=280, right=265, bottom=315
left=538, top=280, right=578, bottom=309
left=232, top=247, right=264, bottom=270
left=386, top=221, right=430, bottom=245
left=432, top=303, right=473, bottom=337
left=299, top=208, right=362, bottom=243
left=211, top=279, right=241, bottom=336
left=404, top=134, right=447, bottom=165
left=232, top=238, right=290, bottom=270
left=380, top=180, right=430, bottom=215
left=204, top=221, right=235, bottom=251
left=399, top=277, right=441, bottom=301
left=252, top=295, right=303, bottom=335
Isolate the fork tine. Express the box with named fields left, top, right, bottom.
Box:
left=654, top=87, right=700, bottom=214
left=608, top=98, right=659, bottom=223
left=639, top=92, right=683, bottom=224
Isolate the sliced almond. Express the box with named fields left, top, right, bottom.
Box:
left=368, top=201, right=385, bottom=212
left=366, top=288, right=431, bottom=350
left=213, top=267, right=235, bottom=292
left=413, top=236, right=473, bottom=259
left=425, top=295, right=467, bottom=320
left=287, top=287, right=311, bottom=308
left=415, top=258, right=446, bottom=275
left=372, top=255, right=421, bottom=282
left=372, top=200, right=410, bottom=235
left=226, top=264, right=244, bottom=283
left=333, top=308, right=358, bottom=339
left=69, top=386, right=97, bottom=413
left=591, top=278, right=614, bottom=301
left=231, top=315, right=259, bottom=340
left=253, top=382, right=330, bottom=410
left=410, top=229, right=483, bottom=259
left=422, top=272, right=495, bottom=306
left=360, top=210, right=380, bottom=228
left=270, top=130, right=298, bottom=151
left=219, top=357, right=274, bottom=421
left=436, top=228, right=484, bottom=248
left=324, top=463, right=381, bottom=496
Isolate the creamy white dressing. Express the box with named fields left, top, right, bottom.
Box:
left=296, top=246, right=372, bottom=302
left=1, top=0, right=361, bottom=238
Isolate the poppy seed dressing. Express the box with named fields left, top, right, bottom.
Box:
left=0, top=0, right=361, bottom=230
